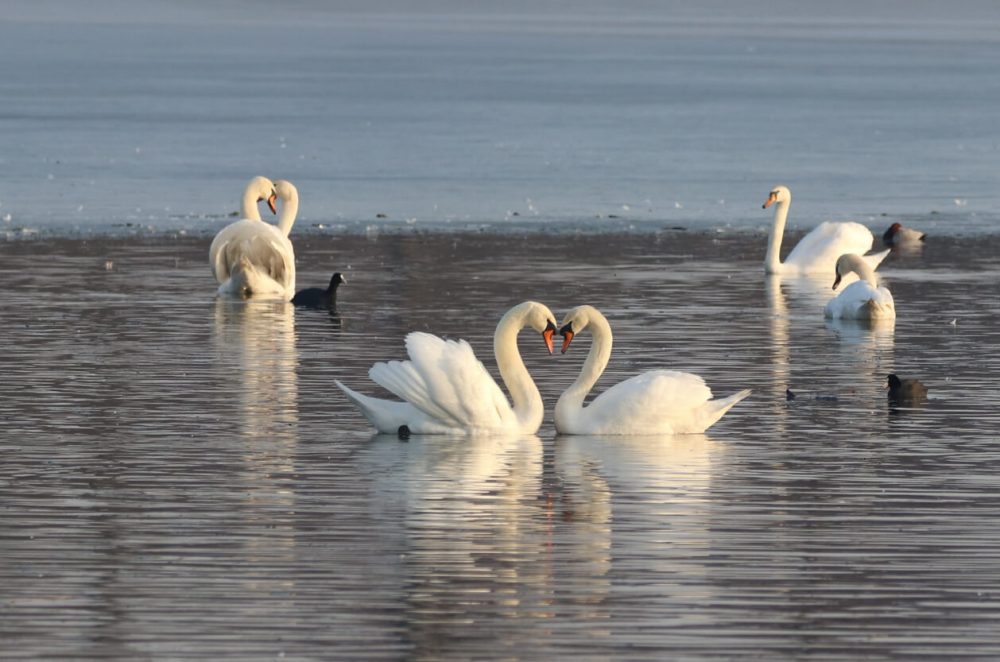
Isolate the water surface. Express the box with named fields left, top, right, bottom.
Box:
left=2, top=232, right=999, bottom=658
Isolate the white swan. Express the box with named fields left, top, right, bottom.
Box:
left=554, top=306, right=751, bottom=435
left=763, top=185, right=889, bottom=276
left=336, top=301, right=557, bottom=435
left=210, top=177, right=298, bottom=300
left=824, top=253, right=896, bottom=320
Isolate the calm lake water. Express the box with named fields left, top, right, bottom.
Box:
left=2, top=0, right=1000, bottom=234
left=2, top=231, right=999, bottom=659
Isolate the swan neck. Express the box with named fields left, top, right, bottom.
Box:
left=557, top=313, right=613, bottom=415
left=277, top=192, right=298, bottom=236
left=765, top=199, right=789, bottom=273
left=851, top=257, right=878, bottom=286
left=241, top=188, right=263, bottom=222
left=494, top=308, right=543, bottom=432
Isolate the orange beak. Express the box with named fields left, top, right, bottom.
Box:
left=762, top=193, right=776, bottom=209
left=560, top=329, right=575, bottom=354
left=267, top=192, right=278, bottom=215
left=542, top=322, right=555, bottom=355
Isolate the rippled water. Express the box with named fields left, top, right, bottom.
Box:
left=2, top=232, right=999, bottom=658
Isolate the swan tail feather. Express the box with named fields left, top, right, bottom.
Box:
left=218, top=255, right=258, bottom=298
left=693, top=388, right=751, bottom=432
left=863, top=248, right=891, bottom=271
left=864, top=299, right=896, bottom=320
left=335, top=379, right=412, bottom=433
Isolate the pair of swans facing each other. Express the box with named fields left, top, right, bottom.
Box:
left=210, top=176, right=299, bottom=301
left=336, top=302, right=750, bottom=437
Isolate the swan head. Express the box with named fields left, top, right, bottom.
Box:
left=246, top=176, right=278, bottom=215
left=557, top=305, right=598, bottom=354
left=832, top=253, right=867, bottom=290
left=274, top=179, right=298, bottom=205
left=506, top=301, right=557, bottom=354
left=763, top=185, right=791, bottom=209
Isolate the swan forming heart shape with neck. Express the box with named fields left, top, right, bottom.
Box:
left=336, top=301, right=557, bottom=435
left=555, top=305, right=751, bottom=435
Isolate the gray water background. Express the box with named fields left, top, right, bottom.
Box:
left=1, top=0, right=999, bottom=236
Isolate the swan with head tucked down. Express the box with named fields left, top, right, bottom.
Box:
left=824, top=253, right=896, bottom=320
left=763, top=185, right=889, bottom=276
left=555, top=306, right=751, bottom=435
left=210, top=177, right=299, bottom=300
left=336, top=301, right=558, bottom=435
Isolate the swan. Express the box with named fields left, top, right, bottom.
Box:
left=554, top=305, right=751, bottom=435
left=292, top=272, right=346, bottom=308
left=210, top=177, right=298, bottom=300
left=336, top=301, right=557, bottom=435
left=824, top=253, right=896, bottom=320
left=763, top=185, right=889, bottom=276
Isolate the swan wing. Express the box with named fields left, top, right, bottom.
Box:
left=784, top=221, right=874, bottom=273
left=210, top=237, right=231, bottom=282
left=824, top=281, right=896, bottom=319
left=369, top=332, right=514, bottom=430
left=585, top=370, right=715, bottom=433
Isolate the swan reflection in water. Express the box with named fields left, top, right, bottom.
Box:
left=554, top=433, right=719, bottom=629
left=824, top=316, right=895, bottom=373
left=362, top=433, right=549, bottom=654
left=212, top=299, right=299, bottom=562
left=213, top=299, right=299, bottom=440
left=769, top=273, right=895, bottom=401
left=766, top=273, right=836, bottom=424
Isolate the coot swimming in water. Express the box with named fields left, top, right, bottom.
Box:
left=292, top=272, right=345, bottom=308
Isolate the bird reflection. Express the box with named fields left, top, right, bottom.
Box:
left=363, top=433, right=549, bottom=656
left=824, top=316, right=895, bottom=371
left=765, top=275, right=791, bottom=404
left=212, top=299, right=299, bottom=563
left=766, top=274, right=837, bottom=426
left=554, top=434, right=717, bottom=624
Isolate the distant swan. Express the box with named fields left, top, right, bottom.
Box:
left=824, top=253, right=896, bottom=320
left=763, top=185, right=889, bottom=276
left=210, top=177, right=298, bottom=300
left=555, top=305, right=750, bottom=435
left=336, top=301, right=557, bottom=435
